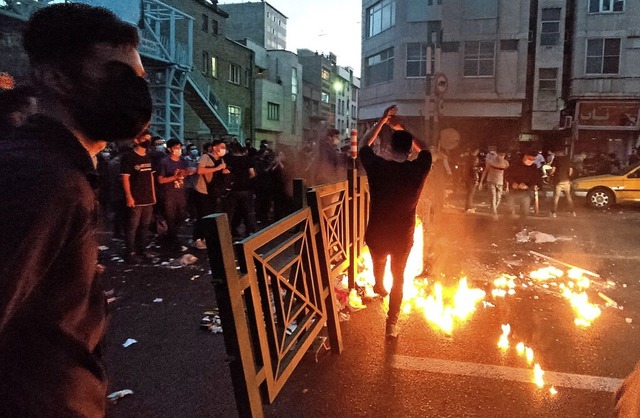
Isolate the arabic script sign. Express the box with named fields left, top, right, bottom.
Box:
left=577, top=101, right=640, bottom=128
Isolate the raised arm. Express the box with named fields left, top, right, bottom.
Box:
left=360, top=105, right=398, bottom=148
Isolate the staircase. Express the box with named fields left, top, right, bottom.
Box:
left=184, top=69, right=231, bottom=137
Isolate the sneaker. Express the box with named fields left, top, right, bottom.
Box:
left=193, top=239, right=207, bottom=250
left=550, top=212, right=557, bottom=218
left=386, top=322, right=399, bottom=338
left=373, top=283, right=389, bottom=298
left=571, top=212, right=577, bottom=217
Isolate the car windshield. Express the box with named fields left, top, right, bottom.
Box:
left=618, top=162, right=640, bottom=176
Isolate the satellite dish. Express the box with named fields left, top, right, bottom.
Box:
left=439, top=128, right=461, bottom=150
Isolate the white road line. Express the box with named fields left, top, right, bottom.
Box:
left=392, top=355, right=625, bottom=393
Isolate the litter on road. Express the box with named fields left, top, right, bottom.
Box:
left=107, top=389, right=133, bottom=403
left=122, top=338, right=137, bottom=348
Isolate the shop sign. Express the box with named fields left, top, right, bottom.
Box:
left=577, top=101, right=640, bottom=127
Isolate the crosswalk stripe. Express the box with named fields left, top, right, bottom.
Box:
left=392, top=354, right=624, bottom=392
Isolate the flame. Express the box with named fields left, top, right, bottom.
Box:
left=530, top=266, right=564, bottom=281
left=549, top=386, right=558, bottom=396
left=516, top=342, right=525, bottom=355
left=562, top=288, right=601, bottom=327
left=498, top=324, right=511, bottom=350
left=525, top=347, right=534, bottom=365
left=533, top=363, right=545, bottom=388
left=382, top=217, right=424, bottom=295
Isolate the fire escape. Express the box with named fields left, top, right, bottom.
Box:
left=1, top=0, right=233, bottom=140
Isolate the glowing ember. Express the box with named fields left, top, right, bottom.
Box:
left=549, top=386, right=558, bottom=396
left=516, top=342, right=525, bottom=355
left=498, top=324, right=511, bottom=350
left=533, top=363, right=545, bottom=388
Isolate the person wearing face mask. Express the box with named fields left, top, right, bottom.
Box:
left=0, top=4, right=151, bottom=416
left=505, top=150, right=543, bottom=223
left=121, top=130, right=157, bottom=263
left=192, top=139, right=230, bottom=249
left=157, top=138, right=195, bottom=251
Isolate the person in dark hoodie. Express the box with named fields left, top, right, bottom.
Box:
left=0, top=4, right=151, bottom=416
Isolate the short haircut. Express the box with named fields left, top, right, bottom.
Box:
left=166, top=138, right=182, bottom=149
left=23, top=4, right=139, bottom=75
left=327, top=128, right=340, bottom=137
left=390, top=130, right=413, bottom=154
left=212, top=139, right=226, bottom=147
left=523, top=149, right=538, bottom=157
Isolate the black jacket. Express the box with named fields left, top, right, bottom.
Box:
left=0, top=115, right=107, bottom=416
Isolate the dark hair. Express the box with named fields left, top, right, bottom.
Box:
left=166, top=138, right=182, bottom=149
left=391, top=130, right=413, bottom=154
left=212, top=139, right=225, bottom=147
left=523, top=149, right=538, bottom=157
left=327, top=128, right=340, bottom=137
left=186, top=143, right=196, bottom=150
left=23, top=4, right=139, bottom=74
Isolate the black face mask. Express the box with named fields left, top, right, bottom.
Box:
left=138, top=139, right=151, bottom=149
left=67, top=61, right=152, bottom=143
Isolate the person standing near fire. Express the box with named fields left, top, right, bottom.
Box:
left=505, top=150, right=542, bottom=223
left=359, top=105, right=432, bottom=338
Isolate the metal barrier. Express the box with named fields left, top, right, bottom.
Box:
left=203, top=173, right=370, bottom=417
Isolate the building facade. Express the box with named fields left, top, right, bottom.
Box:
left=333, top=65, right=360, bottom=144
left=360, top=0, right=640, bottom=156
left=220, top=1, right=287, bottom=51
left=568, top=0, right=640, bottom=159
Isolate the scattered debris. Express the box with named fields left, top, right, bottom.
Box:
left=201, top=309, right=223, bottom=333
left=107, top=297, right=118, bottom=304
left=598, top=292, right=621, bottom=309
left=190, top=275, right=200, bottom=281
left=626, top=318, right=633, bottom=324
left=348, top=289, right=367, bottom=311
left=122, top=338, right=137, bottom=348
left=153, top=298, right=163, bottom=303
left=107, top=389, right=133, bottom=403
left=179, top=254, right=198, bottom=266
left=98, top=245, right=109, bottom=251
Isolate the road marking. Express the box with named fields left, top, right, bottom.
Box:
left=392, top=355, right=624, bottom=392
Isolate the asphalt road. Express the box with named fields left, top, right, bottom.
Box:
left=102, top=196, right=640, bottom=418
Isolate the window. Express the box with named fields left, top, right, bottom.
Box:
left=365, top=47, right=394, bottom=86
left=367, top=0, right=396, bottom=38
left=463, top=41, right=495, bottom=77
left=442, top=42, right=460, bottom=52
left=267, top=102, right=280, bottom=121
left=589, top=0, right=624, bottom=13
left=406, top=43, right=429, bottom=77
left=321, top=69, right=330, bottom=80
left=202, top=51, right=210, bottom=75
left=586, top=38, right=620, bottom=74
left=228, top=64, right=241, bottom=84
left=321, top=91, right=330, bottom=103
left=541, top=8, right=561, bottom=46
left=211, top=20, right=219, bottom=35
left=210, top=56, right=217, bottom=78
left=538, top=68, right=558, bottom=101
left=228, top=105, right=241, bottom=131
left=202, top=14, right=209, bottom=32
left=291, top=67, right=298, bottom=101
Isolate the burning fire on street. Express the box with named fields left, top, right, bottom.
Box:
left=350, top=216, right=620, bottom=396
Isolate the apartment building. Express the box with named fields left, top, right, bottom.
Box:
left=221, top=1, right=287, bottom=50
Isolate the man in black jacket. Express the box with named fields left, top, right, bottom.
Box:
left=505, top=150, right=542, bottom=222
left=0, top=4, right=151, bottom=416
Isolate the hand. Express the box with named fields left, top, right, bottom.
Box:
left=126, top=195, right=135, bottom=208
left=218, top=162, right=226, bottom=171
left=382, top=105, right=397, bottom=120
left=222, top=169, right=231, bottom=174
